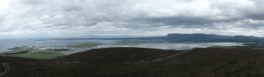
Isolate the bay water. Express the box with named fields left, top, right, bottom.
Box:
left=0, top=39, right=245, bottom=52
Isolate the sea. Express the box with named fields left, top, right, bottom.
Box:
left=0, top=39, right=245, bottom=52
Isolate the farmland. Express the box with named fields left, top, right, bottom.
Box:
left=0, top=49, right=64, bottom=59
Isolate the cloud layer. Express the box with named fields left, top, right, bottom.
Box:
left=0, top=0, right=264, bottom=38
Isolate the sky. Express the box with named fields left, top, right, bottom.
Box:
left=0, top=0, right=264, bottom=38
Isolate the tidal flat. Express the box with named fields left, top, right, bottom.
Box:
left=0, top=40, right=249, bottom=59
left=0, top=43, right=101, bottom=59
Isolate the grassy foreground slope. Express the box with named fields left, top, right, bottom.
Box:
left=162, top=48, right=264, bottom=77
left=49, top=47, right=182, bottom=64
left=9, top=51, right=64, bottom=59
left=0, top=49, right=64, bottom=59
left=1, top=47, right=264, bottom=77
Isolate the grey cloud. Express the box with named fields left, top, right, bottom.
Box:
left=15, top=0, right=264, bottom=29
left=238, top=20, right=264, bottom=29
left=3, top=0, right=264, bottom=37
left=62, top=5, right=83, bottom=12
left=245, top=12, right=264, bottom=20
left=127, top=16, right=243, bottom=29
left=21, top=0, right=45, bottom=5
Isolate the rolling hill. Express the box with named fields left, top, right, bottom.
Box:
left=1, top=47, right=264, bottom=76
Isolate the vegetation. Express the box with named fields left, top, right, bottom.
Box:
left=49, top=47, right=182, bottom=64
left=0, top=49, right=64, bottom=59
left=68, top=43, right=101, bottom=48
left=3, top=48, right=264, bottom=76
left=253, top=48, right=264, bottom=50
left=0, top=43, right=102, bottom=59
left=8, top=52, right=64, bottom=59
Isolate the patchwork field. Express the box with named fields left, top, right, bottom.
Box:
left=0, top=49, right=64, bottom=59
left=0, top=43, right=102, bottom=59
left=9, top=51, right=64, bottom=59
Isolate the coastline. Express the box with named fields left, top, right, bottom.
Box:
left=0, top=43, right=102, bottom=59
left=2, top=41, right=261, bottom=60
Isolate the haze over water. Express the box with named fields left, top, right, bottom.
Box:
left=0, top=39, right=115, bottom=52
left=0, top=39, right=245, bottom=52
left=94, top=42, right=245, bottom=50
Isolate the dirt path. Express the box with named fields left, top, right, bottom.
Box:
left=59, top=48, right=192, bottom=64
left=133, top=49, right=191, bottom=64
left=0, top=63, right=10, bottom=77
left=62, top=48, right=93, bottom=55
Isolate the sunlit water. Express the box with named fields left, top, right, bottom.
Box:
left=94, top=42, right=245, bottom=50
left=0, top=39, right=115, bottom=52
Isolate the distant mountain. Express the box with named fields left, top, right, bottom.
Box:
left=54, top=33, right=264, bottom=44
left=231, top=35, right=264, bottom=42
left=160, top=33, right=264, bottom=43
left=79, top=35, right=133, bottom=38
left=232, top=35, right=260, bottom=39
left=164, top=33, right=233, bottom=41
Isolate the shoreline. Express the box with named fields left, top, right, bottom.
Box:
left=0, top=42, right=261, bottom=60
left=1, top=42, right=248, bottom=53
left=0, top=42, right=257, bottom=59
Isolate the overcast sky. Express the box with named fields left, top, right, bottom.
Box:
left=0, top=0, right=264, bottom=38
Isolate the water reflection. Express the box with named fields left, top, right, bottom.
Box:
left=94, top=42, right=245, bottom=50
left=0, top=39, right=245, bottom=52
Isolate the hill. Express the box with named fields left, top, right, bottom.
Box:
left=48, top=47, right=183, bottom=64
left=55, top=33, right=264, bottom=44
left=163, top=33, right=264, bottom=44
left=1, top=47, right=264, bottom=76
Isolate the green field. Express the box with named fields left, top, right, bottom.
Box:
left=0, top=49, right=64, bottom=59
left=210, top=46, right=236, bottom=49
left=9, top=52, right=64, bottom=59
left=68, top=43, right=101, bottom=48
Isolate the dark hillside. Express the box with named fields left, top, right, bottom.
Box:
left=49, top=47, right=182, bottom=64
left=0, top=56, right=39, bottom=63
left=160, top=48, right=264, bottom=77
left=2, top=48, right=264, bottom=76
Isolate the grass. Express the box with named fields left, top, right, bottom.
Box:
left=8, top=52, right=64, bottom=59
left=161, top=48, right=264, bottom=77
left=253, top=48, right=264, bottom=50
left=210, top=46, right=236, bottom=49
left=0, top=49, right=64, bottom=59
left=49, top=47, right=182, bottom=64
left=68, top=43, right=101, bottom=48
left=13, top=53, right=63, bottom=59
left=3, top=48, right=264, bottom=76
